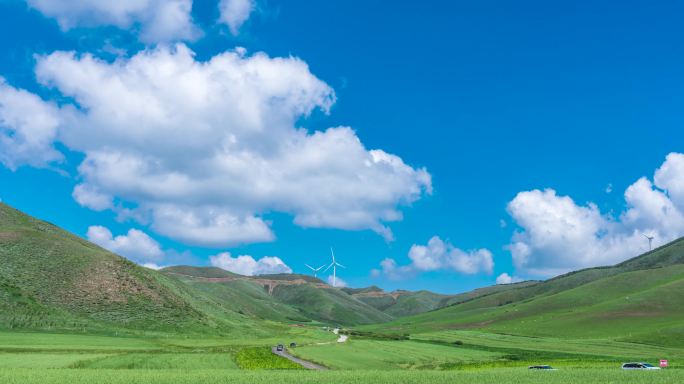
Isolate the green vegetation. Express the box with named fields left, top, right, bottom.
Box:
left=361, top=238, right=684, bottom=350
left=235, top=347, right=302, bottom=370
left=271, top=283, right=392, bottom=325
left=290, top=339, right=502, bottom=370
left=75, top=353, right=238, bottom=369
left=0, top=353, right=111, bottom=368
left=1, top=369, right=681, bottom=384
left=3, top=201, right=684, bottom=383
left=349, top=282, right=538, bottom=317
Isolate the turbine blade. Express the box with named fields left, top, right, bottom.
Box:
left=336, top=263, right=346, bottom=268
left=323, top=263, right=334, bottom=272
left=305, top=264, right=314, bottom=270
left=330, top=247, right=335, bottom=262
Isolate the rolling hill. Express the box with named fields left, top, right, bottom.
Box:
left=0, top=202, right=392, bottom=334
left=363, top=237, right=684, bottom=347
left=0, top=203, right=246, bottom=333
left=344, top=282, right=538, bottom=317
left=5, top=199, right=684, bottom=346
left=161, top=267, right=392, bottom=325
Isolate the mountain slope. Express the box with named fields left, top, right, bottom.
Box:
left=343, top=282, right=537, bottom=317
left=365, top=237, right=684, bottom=346
left=0, top=203, right=264, bottom=334
left=162, top=267, right=392, bottom=325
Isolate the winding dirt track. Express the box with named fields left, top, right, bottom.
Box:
left=271, top=346, right=328, bottom=370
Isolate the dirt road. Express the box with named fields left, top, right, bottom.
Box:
left=271, top=346, right=328, bottom=370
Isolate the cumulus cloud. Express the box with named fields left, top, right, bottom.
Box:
left=327, top=275, right=347, bottom=288
left=373, top=236, right=494, bottom=280
left=142, top=262, right=164, bottom=270
left=87, top=225, right=164, bottom=263
left=26, top=0, right=200, bottom=43
left=507, top=153, right=684, bottom=277
left=495, top=273, right=522, bottom=285
left=209, top=252, right=291, bottom=276
left=0, top=78, right=61, bottom=170
left=18, top=44, right=430, bottom=247
left=218, top=0, right=255, bottom=35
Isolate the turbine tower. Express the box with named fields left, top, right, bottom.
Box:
left=304, top=263, right=325, bottom=278
left=324, top=247, right=345, bottom=287
left=643, top=233, right=655, bottom=251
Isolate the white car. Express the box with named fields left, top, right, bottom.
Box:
left=621, top=362, right=661, bottom=370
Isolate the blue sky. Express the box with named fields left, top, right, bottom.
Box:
left=1, top=0, right=683, bottom=294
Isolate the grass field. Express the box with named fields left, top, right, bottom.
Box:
left=0, top=324, right=682, bottom=383
left=1, top=368, right=681, bottom=384
left=290, top=339, right=503, bottom=369
left=411, top=330, right=684, bottom=361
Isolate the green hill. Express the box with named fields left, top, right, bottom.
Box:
left=0, top=203, right=254, bottom=333
left=161, top=267, right=392, bottom=325
left=344, top=282, right=537, bottom=317
left=363, top=237, right=684, bottom=347
left=161, top=265, right=238, bottom=279
left=0, top=202, right=395, bottom=332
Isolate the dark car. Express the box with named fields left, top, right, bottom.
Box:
left=276, top=344, right=284, bottom=352
left=529, top=365, right=556, bottom=370
left=622, top=362, right=660, bottom=370
left=290, top=342, right=297, bottom=348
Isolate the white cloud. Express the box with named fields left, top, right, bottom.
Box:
left=20, top=44, right=430, bottom=247
left=0, top=78, right=61, bottom=170
left=408, top=236, right=494, bottom=274
left=87, top=225, right=164, bottom=263
left=72, top=184, right=113, bottom=211
left=218, top=0, right=255, bottom=35
left=374, top=236, right=494, bottom=280
left=327, top=275, right=347, bottom=288
left=371, top=257, right=415, bottom=280
left=507, top=153, right=684, bottom=277
left=26, top=0, right=200, bottom=43
left=142, top=262, right=164, bottom=270
left=495, top=273, right=522, bottom=285
left=149, top=204, right=275, bottom=247
left=209, top=252, right=291, bottom=276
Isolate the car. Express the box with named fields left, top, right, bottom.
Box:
left=289, top=342, right=297, bottom=348
left=621, top=362, right=661, bottom=370
left=528, top=365, right=556, bottom=370
left=276, top=344, right=284, bottom=352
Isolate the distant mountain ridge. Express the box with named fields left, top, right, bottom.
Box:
left=343, top=281, right=537, bottom=317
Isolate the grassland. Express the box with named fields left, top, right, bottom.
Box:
left=0, top=320, right=682, bottom=383
left=3, top=202, right=684, bottom=382
left=290, top=339, right=503, bottom=369
left=1, top=368, right=681, bottom=384
left=235, top=347, right=302, bottom=369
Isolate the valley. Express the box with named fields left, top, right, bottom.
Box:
left=1, top=202, right=683, bottom=382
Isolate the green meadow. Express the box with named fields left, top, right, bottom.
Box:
left=1, top=330, right=681, bottom=383
left=3, top=203, right=684, bottom=382
left=1, top=368, right=681, bottom=384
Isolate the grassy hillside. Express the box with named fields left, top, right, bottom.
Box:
left=0, top=204, right=212, bottom=332
left=271, top=283, right=393, bottom=325
left=364, top=238, right=684, bottom=347
left=161, top=266, right=393, bottom=325
left=159, top=271, right=310, bottom=323
left=161, top=266, right=238, bottom=278
left=0, top=203, right=282, bottom=335
left=346, top=282, right=537, bottom=317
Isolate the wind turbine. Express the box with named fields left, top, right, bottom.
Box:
left=643, top=233, right=655, bottom=251
left=324, top=248, right=345, bottom=287
left=304, top=263, right=325, bottom=278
